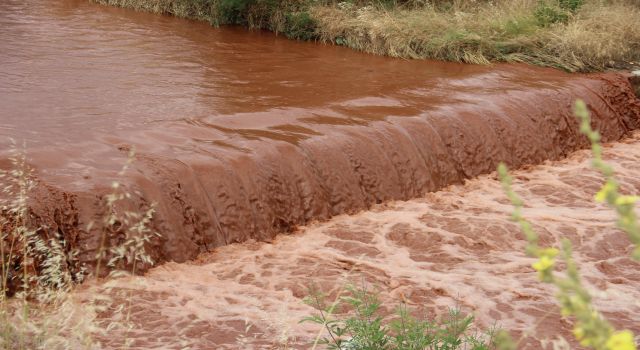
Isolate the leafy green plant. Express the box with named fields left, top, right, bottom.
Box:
left=534, top=0, right=584, bottom=26
left=302, top=283, right=496, bottom=350
left=285, top=11, right=317, bottom=40
left=496, top=100, right=638, bottom=350
left=217, top=0, right=256, bottom=23
left=534, top=3, right=569, bottom=26
left=559, top=0, right=584, bottom=12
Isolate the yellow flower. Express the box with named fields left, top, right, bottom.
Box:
left=607, top=330, right=636, bottom=350
left=573, top=326, right=585, bottom=340
left=595, top=182, right=616, bottom=203
left=540, top=247, right=559, bottom=258
left=532, top=256, right=555, bottom=272
left=615, top=196, right=640, bottom=206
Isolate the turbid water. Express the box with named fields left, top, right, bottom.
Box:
left=88, top=133, right=640, bottom=349
left=1, top=0, right=639, bottom=273
left=2, top=2, right=640, bottom=347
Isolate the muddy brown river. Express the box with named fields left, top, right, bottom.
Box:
left=92, top=133, right=640, bottom=349
left=2, top=0, right=639, bottom=269
left=2, top=0, right=640, bottom=348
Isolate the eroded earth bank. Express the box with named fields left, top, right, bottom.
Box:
left=92, top=131, right=640, bottom=349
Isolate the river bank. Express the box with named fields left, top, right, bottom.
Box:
left=94, top=0, right=640, bottom=71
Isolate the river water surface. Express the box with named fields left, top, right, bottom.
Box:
left=1, top=1, right=640, bottom=347
left=2, top=0, right=639, bottom=268
left=95, top=132, right=640, bottom=349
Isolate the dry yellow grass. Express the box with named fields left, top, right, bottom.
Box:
left=1, top=148, right=159, bottom=349
left=310, top=0, right=640, bottom=71
left=544, top=2, right=640, bottom=70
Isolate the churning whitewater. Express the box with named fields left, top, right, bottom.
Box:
left=90, top=132, right=640, bottom=349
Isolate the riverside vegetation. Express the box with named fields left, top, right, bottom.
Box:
left=94, top=0, right=640, bottom=71
left=0, top=147, right=160, bottom=349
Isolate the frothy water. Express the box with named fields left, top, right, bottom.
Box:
left=2, top=0, right=640, bottom=348
left=88, top=132, right=640, bottom=349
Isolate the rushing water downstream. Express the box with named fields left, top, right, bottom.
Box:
left=2, top=0, right=640, bottom=302
left=93, top=133, right=640, bottom=349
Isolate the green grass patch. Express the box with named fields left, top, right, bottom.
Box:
left=302, top=283, right=497, bottom=349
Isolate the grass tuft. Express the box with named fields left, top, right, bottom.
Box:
left=310, top=0, right=640, bottom=71
left=302, top=282, right=497, bottom=349
left=0, top=143, right=162, bottom=349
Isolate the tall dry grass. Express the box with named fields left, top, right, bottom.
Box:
left=544, top=2, right=640, bottom=70
left=0, top=145, right=161, bottom=349
left=311, top=0, right=640, bottom=71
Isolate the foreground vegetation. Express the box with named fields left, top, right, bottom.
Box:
left=496, top=101, right=638, bottom=350
left=1, top=147, right=159, bottom=349
left=94, top=0, right=640, bottom=71
left=302, top=283, right=496, bottom=349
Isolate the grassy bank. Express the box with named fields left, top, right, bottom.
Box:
left=95, top=0, right=640, bottom=71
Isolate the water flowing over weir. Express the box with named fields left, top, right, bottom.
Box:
left=1, top=0, right=640, bottom=271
